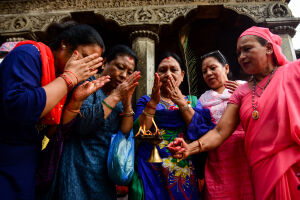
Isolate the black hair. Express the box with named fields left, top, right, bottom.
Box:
left=254, top=35, right=268, bottom=46
left=200, top=50, right=232, bottom=79
left=156, top=51, right=184, bottom=71
left=46, top=21, right=105, bottom=52
left=200, top=50, right=228, bottom=67
left=103, top=45, right=138, bottom=67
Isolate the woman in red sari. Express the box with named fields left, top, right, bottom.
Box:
left=168, top=26, right=300, bottom=200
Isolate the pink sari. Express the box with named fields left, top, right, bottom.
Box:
left=200, top=88, right=254, bottom=200
left=229, top=60, right=300, bottom=199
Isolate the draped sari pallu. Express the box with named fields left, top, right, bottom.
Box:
left=231, top=60, right=300, bottom=199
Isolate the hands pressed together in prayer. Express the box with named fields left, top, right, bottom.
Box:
left=113, top=71, right=141, bottom=106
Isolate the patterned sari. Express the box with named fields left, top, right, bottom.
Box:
left=133, top=95, right=215, bottom=200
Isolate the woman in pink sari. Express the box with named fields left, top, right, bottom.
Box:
left=168, top=26, right=300, bottom=200
left=200, top=50, right=253, bottom=200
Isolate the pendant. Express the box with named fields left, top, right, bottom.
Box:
left=252, top=110, right=259, bottom=120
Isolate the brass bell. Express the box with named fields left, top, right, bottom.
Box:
left=147, top=143, right=163, bottom=163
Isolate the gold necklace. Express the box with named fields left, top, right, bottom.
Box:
left=160, top=97, right=173, bottom=105
left=251, top=67, right=277, bottom=120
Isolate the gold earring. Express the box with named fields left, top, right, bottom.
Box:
left=62, top=45, right=66, bottom=49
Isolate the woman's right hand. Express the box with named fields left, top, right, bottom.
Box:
left=64, top=51, right=104, bottom=83
left=167, top=137, right=191, bottom=160
left=149, top=73, right=162, bottom=105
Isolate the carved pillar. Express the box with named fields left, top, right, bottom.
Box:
left=265, top=3, right=300, bottom=61
left=267, top=22, right=298, bottom=61
left=225, top=3, right=300, bottom=62
left=130, top=30, right=159, bottom=103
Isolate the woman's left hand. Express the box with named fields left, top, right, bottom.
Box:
left=71, top=75, right=111, bottom=102
left=224, top=80, right=240, bottom=93
left=165, top=75, right=184, bottom=104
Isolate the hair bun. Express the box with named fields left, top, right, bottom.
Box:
left=45, top=21, right=78, bottom=44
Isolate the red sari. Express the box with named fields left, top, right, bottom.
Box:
left=229, top=60, right=300, bottom=199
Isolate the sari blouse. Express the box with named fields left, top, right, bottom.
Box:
left=228, top=60, right=300, bottom=199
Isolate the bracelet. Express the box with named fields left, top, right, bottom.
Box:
left=120, top=110, right=135, bottom=117
left=180, top=104, right=192, bottom=112
left=142, top=110, right=155, bottom=118
left=64, top=70, right=79, bottom=85
left=102, top=100, right=113, bottom=110
left=146, top=102, right=157, bottom=110
left=59, top=73, right=75, bottom=91
left=197, top=140, right=203, bottom=152
left=65, top=107, right=82, bottom=117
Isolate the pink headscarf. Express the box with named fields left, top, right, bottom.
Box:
left=239, top=26, right=289, bottom=66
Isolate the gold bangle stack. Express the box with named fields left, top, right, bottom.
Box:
left=120, top=110, right=135, bottom=117
left=142, top=110, right=155, bottom=118
left=180, top=104, right=192, bottom=112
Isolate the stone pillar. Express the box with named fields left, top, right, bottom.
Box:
left=264, top=3, right=300, bottom=62
left=130, top=30, right=159, bottom=103
left=268, top=24, right=298, bottom=61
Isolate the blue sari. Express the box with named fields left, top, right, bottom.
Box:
left=134, top=95, right=215, bottom=200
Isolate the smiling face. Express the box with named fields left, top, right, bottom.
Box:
left=55, top=44, right=103, bottom=75
left=237, top=35, right=270, bottom=75
left=157, top=56, right=184, bottom=88
left=201, top=56, right=229, bottom=92
left=102, top=54, right=135, bottom=89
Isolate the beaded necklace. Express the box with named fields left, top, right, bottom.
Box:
left=251, top=67, right=277, bottom=120
left=159, top=98, right=174, bottom=109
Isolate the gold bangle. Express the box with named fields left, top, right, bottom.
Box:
left=180, top=104, right=192, bottom=112
left=120, top=110, right=135, bottom=117
left=197, top=140, right=203, bottom=152
left=65, top=107, right=82, bottom=117
left=142, top=110, right=155, bottom=118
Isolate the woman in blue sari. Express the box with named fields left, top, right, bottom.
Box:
left=50, top=45, right=141, bottom=200
left=133, top=52, right=215, bottom=200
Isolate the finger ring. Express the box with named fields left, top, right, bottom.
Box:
left=179, top=153, right=183, bottom=159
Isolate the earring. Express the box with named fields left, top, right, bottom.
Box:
left=62, top=45, right=66, bottom=49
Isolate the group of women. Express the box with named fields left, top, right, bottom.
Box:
left=0, top=20, right=299, bottom=200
